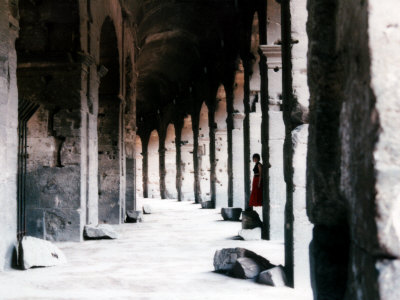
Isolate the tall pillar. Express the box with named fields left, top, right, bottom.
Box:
left=174, top=119, right=183, bottom=202
left=141, top=132, right=150, bottom=199
left=243, top=60, right=252, bottom=210
left=0, top=6, right=18, bottom=270
left=158, top=126, right=167, bottom=199
left=207, top=102, right=217, bottom=208
left=281, top=0, right=312, bottom=292
left=260, top=45, right=286, bottom=240
left=191, top=108, right=202, bottom=203
left=225, top=85, right=234, bottom=207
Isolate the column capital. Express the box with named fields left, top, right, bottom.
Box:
left=259, top=45, right=282, bottom=70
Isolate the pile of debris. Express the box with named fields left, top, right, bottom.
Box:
left=213, top=247, right=287, bottom=287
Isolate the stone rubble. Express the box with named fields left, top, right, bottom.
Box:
left=142, top=204, right=153, bottom=214
left=221, top=208, right=242, bottom=221
left=258, top=266, right=288, bottom=287
left=126, top=210, right=143, bottom=223
left=83, top=224, right=118, bottom=240
left=19, top=236, right=67, bottom=270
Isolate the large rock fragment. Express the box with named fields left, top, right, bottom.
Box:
left=241, top=210, right=262, bottom=229
left=126, top=210, right=143, bottom=223
left=258, top=266, right=287, bottom=287
left=238, top=227, right=261, bottom=241
left=221, top=208, right=242, bottom=221
left=20, top=236, right=67, bottom=270
left=232, top=257, right=261, bottom=279
left=84, top=224, right=118, bottom=240
left=142, top=204, right=152, bottom=214
left=213, top=247, right=274, bottom=273
left=201, top=201, right=213, bottom=209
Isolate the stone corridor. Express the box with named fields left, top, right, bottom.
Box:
left=0, top=198, right=312, bottom=300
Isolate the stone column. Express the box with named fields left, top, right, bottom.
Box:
left=225, top=85, right=234, bottom=207
left=0, top=6, right=18, bottom=270
left=207, top=102, right=217, bottom=208
left=158, top=126, right=167, bottom=199
left=260, top=45, right=286, bottom=241
left=174, top=119, right=183, bottom=202
left=281, top=0, right=312, bottom=292
left=141, top=132, right=150, bottom=199
left=243, top=60, right=252, bottom=210
left=191, top=109, right=202, bottom=203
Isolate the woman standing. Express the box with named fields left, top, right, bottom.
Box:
left=249, top=153, right=263, bottom=207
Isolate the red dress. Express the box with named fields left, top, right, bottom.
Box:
left=249, top=163, right=263, bottom=207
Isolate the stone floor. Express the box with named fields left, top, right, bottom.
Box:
left=0, top=198, right=313, bottom=300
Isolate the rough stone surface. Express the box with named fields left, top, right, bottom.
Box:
left=20, top=236, right=67, bottom=270
left=126, top=210, right=143, bottom=223
left=258, top=266, right=287, bottom=287
left=238, top=228, right=262, bottom=241
left=83, top=225, right=118, bottom=240
left=232, top=257, right=261, bottom=279
left=221, top=208, right=242, bottom=221
left=201, top=201, right=214, bottom=209
left=142, top=204, right=152, bottom=214
left=213, top=247, right=274, bottom=273
left=0, top=2, right=18, bottom=271
left=241, top=211, right=262, bottom=229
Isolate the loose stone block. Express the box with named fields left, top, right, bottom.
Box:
left=126, top=210, right=143, bottom=223
left=83, top=224, right=118, bottom=240
left=232, top=257, right=261, bottom=279
left=241, top=210, right=262, bottom=229
left=258, top=266, right=288, bottom=287
left=213, top=247, right=274, bottom=273
left=201, top=201, right=213, bottom=209
left=221, top=207, right=242, bottom=221
left=20, top=236, right=67, bottom=270
left=238, top=227, right=261, bottom=241
left=142, top=204, right=152, bottom=214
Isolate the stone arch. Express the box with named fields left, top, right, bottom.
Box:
left=98, top=17, right=122, bottom=224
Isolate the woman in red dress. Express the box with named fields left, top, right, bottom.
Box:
left=249, top=153, right=263, bottom=207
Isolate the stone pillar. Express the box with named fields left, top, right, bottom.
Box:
left=199, top=103, right=210, bottom=202
left=165, top=124, right=177, bottom=199
left=141, top=132, right=150, bottom=199
left=232, top=67, right=246, bottom=209
left=243, top=60, right=252, bottom=210
left=260, top=45, right=286, bottom=241
left=225, top=85, right=234, bottom=208
left=135, top=136, right=143, bottom=199
left=281, top=0, right=312, bottom=292
left=158, top=126, right=167, bottom=199
left=215, top=129, right=228, bottom=208
left=191, top=109, right=202, bottom=203
left=0, top=6, right=18, bottom=270
left=174, top=119, right=183, bottom=202
left=207, top=102, right=217, bottom=208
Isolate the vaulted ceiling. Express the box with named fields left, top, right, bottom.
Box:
left=120, top=0, right=265, bottom=132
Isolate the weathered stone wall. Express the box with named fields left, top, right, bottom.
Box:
left=338, top=0, right=400, bottom=298
left=0, top=0, right=18, bottom=270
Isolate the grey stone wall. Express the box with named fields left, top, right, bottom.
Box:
left=0, top=0, right=18, bottom=271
